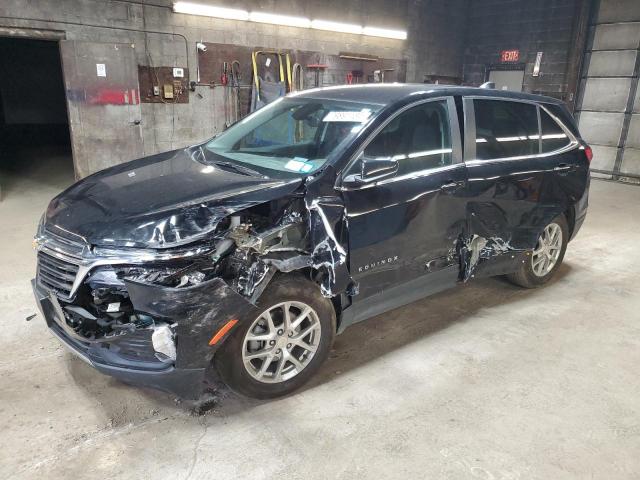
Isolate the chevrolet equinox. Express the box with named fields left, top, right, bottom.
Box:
left=32, top=84, right=591, bottom=399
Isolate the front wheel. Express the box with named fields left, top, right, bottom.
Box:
left=216, top=275, right=336, bottom=399
left=507, top=214, right=569, bottom=288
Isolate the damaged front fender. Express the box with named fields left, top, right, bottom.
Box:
left=125, top=277, right=260, bottom=369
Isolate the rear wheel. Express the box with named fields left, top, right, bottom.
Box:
left=216, top=275, right=336, bottom=399
left=507, top=214, right=568, bottom=288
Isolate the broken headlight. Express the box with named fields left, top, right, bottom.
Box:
left=118, top=264, right=207, bottom=288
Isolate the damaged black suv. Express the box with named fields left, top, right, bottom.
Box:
left=32, top=85, right=590, bottom=399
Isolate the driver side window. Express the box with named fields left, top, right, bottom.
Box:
left=363, top=100, right=453, bottom=176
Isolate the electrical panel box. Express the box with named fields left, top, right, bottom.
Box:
left=138, top=66, right=189, bottom=103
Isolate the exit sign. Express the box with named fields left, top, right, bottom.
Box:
left=500, top=49, right=520, bottom=62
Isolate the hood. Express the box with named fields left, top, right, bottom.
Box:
left=45, top=148, right=304, bottom=249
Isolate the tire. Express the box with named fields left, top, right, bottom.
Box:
left=215, top=274, right=336, bottom=399
left=507, top=214, right=569, bottom=288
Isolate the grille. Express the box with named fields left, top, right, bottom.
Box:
left=37, top=251, right=80, bottom=298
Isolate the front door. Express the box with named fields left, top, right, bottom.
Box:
left=340, top=97, right=467, bottom=324
left=59, top=41, right=143, bottom=178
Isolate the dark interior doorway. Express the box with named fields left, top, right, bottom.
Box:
left=0, top=37, right=74, bottom=199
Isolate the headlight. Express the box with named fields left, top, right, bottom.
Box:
left=118, top=264, right=207, bottom=288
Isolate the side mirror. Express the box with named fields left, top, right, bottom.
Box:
left=361, top=156, right=399, bottom=179
left=340, top=154, right=399, bottom=189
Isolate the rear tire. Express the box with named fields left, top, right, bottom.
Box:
left=507, top=214, right=568, bottom=288
left=216, top=275, right=336, bottom=399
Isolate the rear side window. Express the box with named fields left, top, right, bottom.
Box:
left=474, top=100, right=539, bottom=160
left=364, top=100, right=452, bottom=176
left=540, top=109, right=571, bottom=153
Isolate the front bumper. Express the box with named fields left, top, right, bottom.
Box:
left=32, top=276, right=258, bottom=399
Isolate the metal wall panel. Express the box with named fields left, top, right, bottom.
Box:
left=621, top=147, right=640, bottom=175
left=578, top=111, right=624, bottom=146
left=625, top=114, right=640, bottom=149
left=587, top=50, right=637, bottom=77
left=581, top=78, right=632, bottom=111
left=590, top=144, right=618, bottom=171
left=597, top=0, right=640, bottom=23
left=593, top=23, right=640, bottom=50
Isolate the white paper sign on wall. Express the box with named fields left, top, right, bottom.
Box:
left=96, top=63, right=106, bottom=77
left=533, top=52, right=543, bottom=77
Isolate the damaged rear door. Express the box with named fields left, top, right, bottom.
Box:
left=338, top=97, right=467, bottom=325
left=461, top=97, right=579, bottom=278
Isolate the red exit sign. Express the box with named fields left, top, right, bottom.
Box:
left=500, top=49, right=520, bottom=62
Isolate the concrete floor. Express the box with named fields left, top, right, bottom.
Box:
left=1, top=156, right=639, bottom=479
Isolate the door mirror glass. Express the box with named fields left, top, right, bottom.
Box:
left=362, top=156, right=399, bottom=179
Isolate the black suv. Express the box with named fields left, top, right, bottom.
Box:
left=32, top=85, right=590, bottom=399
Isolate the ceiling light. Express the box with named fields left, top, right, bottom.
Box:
left=362, top=26, right=407, bottom=40
left=249, top=12, right=311, bottom=28
left=172, top=3, right=406, bottom=40
left=311, top=19, right=363, bottom=35
left=173, top=2, right=249, bottom=21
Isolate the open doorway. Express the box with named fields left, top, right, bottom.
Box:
left=0, top=37, right=74, bottom=199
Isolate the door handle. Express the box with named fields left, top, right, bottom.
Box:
left=554, top=163, right=571, bottom=175
left=440, top=180, right=463, bottom=193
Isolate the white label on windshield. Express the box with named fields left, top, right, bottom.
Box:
left=323, top=109, right=371, bottom=123
left=284, top=159, right=313, bottom=173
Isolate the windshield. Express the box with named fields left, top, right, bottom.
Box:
left=205, top=97, right=382, bottom=178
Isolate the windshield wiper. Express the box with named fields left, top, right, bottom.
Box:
left=211, top=160, right=265, bottom=177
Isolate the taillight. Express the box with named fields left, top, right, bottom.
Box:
left=584, top=145, right=593, bottom=165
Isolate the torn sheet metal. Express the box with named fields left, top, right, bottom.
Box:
left=304, top=167, right=357, bottom=297
left=458, top=234, right=525, bottom=281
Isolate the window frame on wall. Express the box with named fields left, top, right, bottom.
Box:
left=461, top=96, right=579, bottom=164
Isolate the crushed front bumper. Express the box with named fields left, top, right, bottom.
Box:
left=32, top=277, right=258, bottom=399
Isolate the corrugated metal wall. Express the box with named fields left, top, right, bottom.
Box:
left=576, top=0, right=640, bottom=181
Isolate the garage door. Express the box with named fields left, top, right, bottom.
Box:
left=575, top=0, right=640, bottom=181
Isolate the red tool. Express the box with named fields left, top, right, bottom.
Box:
left=346, top=72, right=354, bottom=84
left=221, top=61, right=229, bottom=86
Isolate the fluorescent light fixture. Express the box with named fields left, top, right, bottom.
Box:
left=249, top=12, right=311, bottom=28
left=311, top=19, right=363, bottom=35
left=173, top=2, right=249, bottom=21
left=173, top=3, right=406, bottom=40
left=363, top=26, right=407, bottom=40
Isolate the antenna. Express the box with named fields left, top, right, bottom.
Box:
left=480, top=81, right=495, bottom=89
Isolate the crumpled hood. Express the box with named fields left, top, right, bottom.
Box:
left=45, top=148, right=304, bottom=248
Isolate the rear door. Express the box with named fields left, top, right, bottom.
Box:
left=59, top=41, right=143, bottom=178
left=462, top=97, right=579, bottom=277
left=339, top=97, right=467, bottom=324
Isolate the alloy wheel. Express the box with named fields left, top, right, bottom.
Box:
left=531, top=222, right=563, bottom=277
left=242, top=301, right=321, bottom=383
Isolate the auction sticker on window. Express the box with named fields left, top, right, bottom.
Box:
left=284, top=158, right=314, bottom=173
left=323, top=109, right=371, bottom=123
